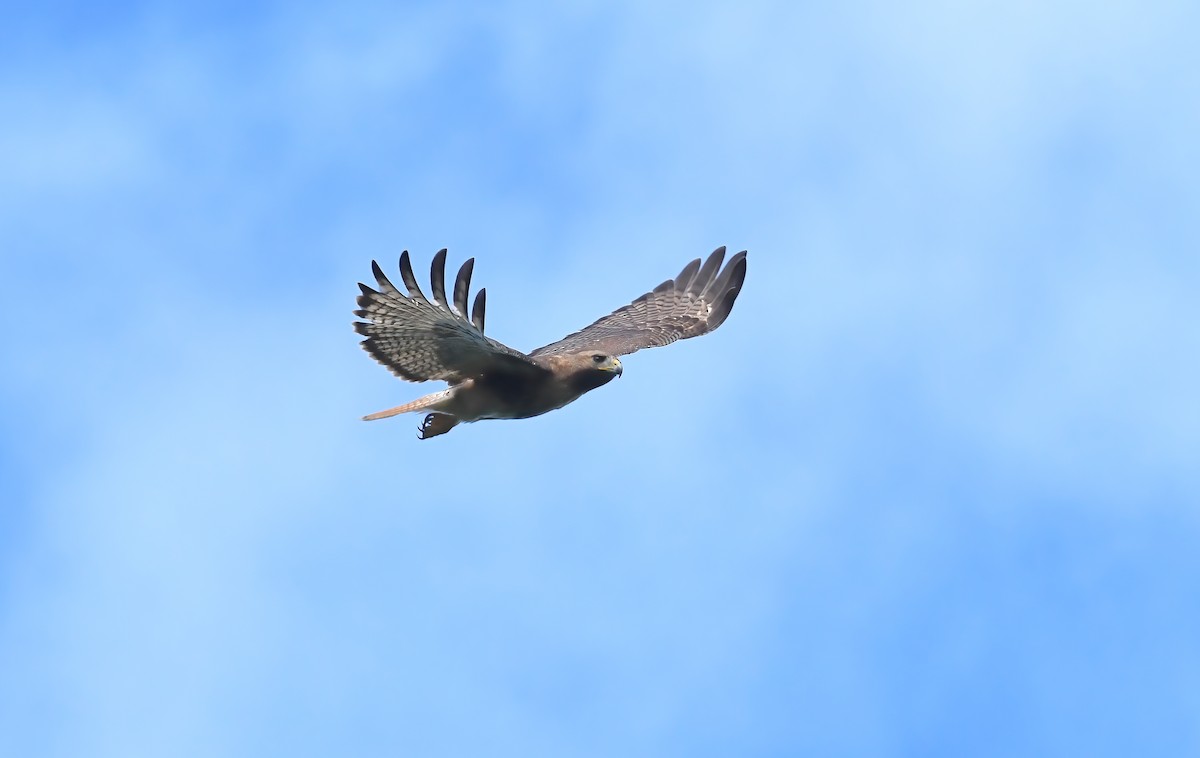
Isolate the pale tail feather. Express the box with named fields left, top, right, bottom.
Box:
left=362, top=388, right=454, bottom=421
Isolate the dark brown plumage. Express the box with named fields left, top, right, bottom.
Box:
left=353, top=246, right=747, bottom=438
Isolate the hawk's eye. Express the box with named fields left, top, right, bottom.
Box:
left=592, top=354, right=606, bottom=363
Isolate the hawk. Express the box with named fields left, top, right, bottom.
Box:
left=353, top=246, right=747, bottom=439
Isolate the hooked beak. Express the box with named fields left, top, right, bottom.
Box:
left=606, top=357, right=623, bottom=377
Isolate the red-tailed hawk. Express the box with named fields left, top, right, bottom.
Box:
left=353, top=246, right=747, bottom=439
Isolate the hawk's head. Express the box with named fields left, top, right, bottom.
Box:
left=543, top=350, right=622, bottom=395
left=585, top=351, right=623, bottom=377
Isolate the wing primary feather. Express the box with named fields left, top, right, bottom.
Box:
left=652, top=278, right=674, bottom=294
left=358, top=281, right=379, bottom=297
left=706, top=255, right=747, bottom=328
left=675, top=258, right=701, bottom=292
left=454, top=259, right=475, bottom=317
left=370, top=261, right=399, bottom=294
left=471, top=288, right=486, bottom=332
left=398, top=251, right=429, bottom=302
left=708, top=286, right=741, bottom=330
left=689, top=246, right=726, bottom=295
left=430, top=249, right=450, bottom=309
left=703, top=250, right=747, bottom=299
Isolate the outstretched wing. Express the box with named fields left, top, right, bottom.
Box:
left=531, top=246, right=747, bottom=358
left=354, top=249, right=549, bottom=383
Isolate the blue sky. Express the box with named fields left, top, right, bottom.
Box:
left=2, top=1, right=1198, bottom=755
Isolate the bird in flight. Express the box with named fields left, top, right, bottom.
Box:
left=353, top=246, right=747, bottom=439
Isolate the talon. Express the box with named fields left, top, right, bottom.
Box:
left=412, top=412, right=459, bottom=439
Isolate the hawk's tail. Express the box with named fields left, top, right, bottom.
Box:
left=362, top=388, right=454, bottom=421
